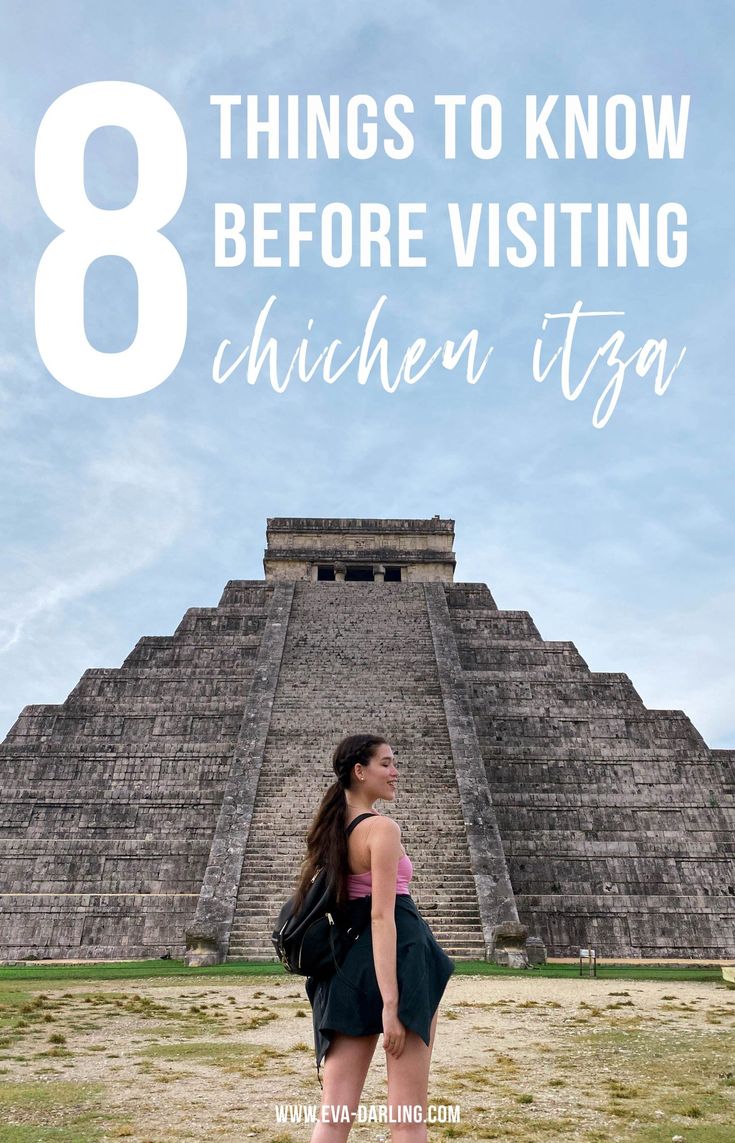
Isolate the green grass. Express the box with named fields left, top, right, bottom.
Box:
left=453, top=961, right=725, bottom=982
left=0, top=959, right=284, bottom=985
left=0, top=958, right=725, bottom=987
left=572, top=1025, right=735, bottom=1136
left=0, top=1080, right=108, bottom=1142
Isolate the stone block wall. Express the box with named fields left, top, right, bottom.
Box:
left=447, top=583, right=735, bottom=957
left=0, top=581, right=275, bottom=959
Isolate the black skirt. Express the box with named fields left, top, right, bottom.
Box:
left=304, top=894, right=455, bottom=1072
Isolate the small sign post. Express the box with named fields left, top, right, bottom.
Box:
left=579, top=947, right=597, bottom=977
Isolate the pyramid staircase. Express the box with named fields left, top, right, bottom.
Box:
left=226, top=581, right=488, bottom=960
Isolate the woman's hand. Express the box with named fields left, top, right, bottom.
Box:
left=382, top=1003, right=406, bottom=1058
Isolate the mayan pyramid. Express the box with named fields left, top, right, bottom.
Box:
left=1, top=516, right=734, bottom=964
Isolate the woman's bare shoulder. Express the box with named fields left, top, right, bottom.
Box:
left=365, top=815, right=401, bottom=842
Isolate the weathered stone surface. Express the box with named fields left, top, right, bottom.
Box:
left=263, top=516, right=456, bottom=582
left=184, top=583, right=294, bottom=964
left=525, top=936, right=547, bottom=965
left=0, top=581, right=275, bottom=959
left=424, top=582, right=522, bottom=959
left=492, top=920, right=530, bottom=967
left=446, top=583, right=735, bottom=957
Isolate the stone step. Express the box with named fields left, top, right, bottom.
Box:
left=230, top=929, right=488, bottom=945
left=231, top=936, right=484, bottom=954
left=230, top=907, right=483, bottom=929
left=226, top=950, right=487, bottom=962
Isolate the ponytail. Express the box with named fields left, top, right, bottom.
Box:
left=292, top=734, right=386, bottom=910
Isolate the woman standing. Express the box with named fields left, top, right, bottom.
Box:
left=294, top=734, right=455, bottom=1142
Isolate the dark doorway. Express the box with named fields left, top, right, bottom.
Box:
left=345, top=566, right=374, bottom=581
left=317, top=566, right=336, bottom=581
left=384, top=566, right=402, bottom=582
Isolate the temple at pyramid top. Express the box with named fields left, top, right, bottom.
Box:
left=264, top=515, right=457, bottom=582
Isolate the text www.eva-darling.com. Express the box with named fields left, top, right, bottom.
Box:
left=274, top=1103, right=461, bottom=1125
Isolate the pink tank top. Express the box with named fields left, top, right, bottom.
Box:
left=346, top=853, right=413, bottom=900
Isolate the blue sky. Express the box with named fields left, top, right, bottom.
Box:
left=1, top=2, right=734, bottom=745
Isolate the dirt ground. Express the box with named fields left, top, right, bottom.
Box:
left=1, top=972, right=734, bottom=1142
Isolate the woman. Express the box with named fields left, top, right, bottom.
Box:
left=295, top=733, right=455, bottom=1142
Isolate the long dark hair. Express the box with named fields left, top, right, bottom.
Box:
left=293, top=734, right=387, bottom=910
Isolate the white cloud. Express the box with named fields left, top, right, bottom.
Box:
left=0, top=414, right=201, bottom=657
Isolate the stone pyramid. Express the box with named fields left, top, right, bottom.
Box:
left=1, top=517, right=733, bottom=964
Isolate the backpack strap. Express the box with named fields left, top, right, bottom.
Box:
left=345, top=812, right=378, bottom=837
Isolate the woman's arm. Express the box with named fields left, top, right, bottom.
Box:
left=367, top=816, right=406, bottom=1058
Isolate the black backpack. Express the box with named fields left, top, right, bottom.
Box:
left=271, top=812, right=375, bottom=979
